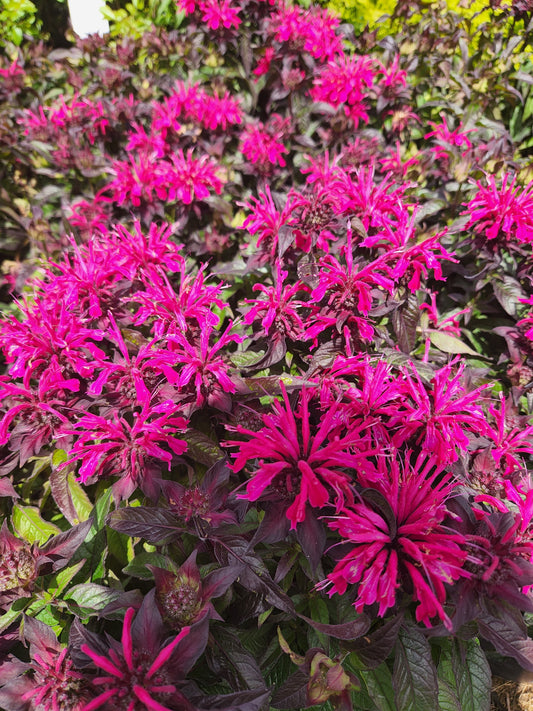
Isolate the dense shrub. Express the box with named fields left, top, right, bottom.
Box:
left=1, top=1, right=533, bottom=710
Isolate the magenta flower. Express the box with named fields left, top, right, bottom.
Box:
left=0, top=298, right=105, bottom=388
left=166, top=149, right=224, bottom=205
left=424, top=113, right=475, bottom=162
left=241, top=185, right=298, bottom=262
left=200, top=0, right=241, bottom=30
left=228, top=384, right=375, bottom=529
left=168, top=322, right=244, bottom=412
left=268, top=4, right=343, bottom=61
left=479, top=393, right=533, bottom=479
left=243, top=260, right=309, bottom=340
left=153, top=82, right=242, bottom=135
left=77, top=594, right=196, bottom=711
left=88, top=315, right=178, bottom=407
left=392, top=360, right=490, bottom=464
left=311, top=223, right=394, bottom=316
left=132, top=267, right=224, bottom=338
left=0, top=368, right=73, bottom=468
left=310, top=54, right=374, bottom=126
left=463, top=173, right=533, bottom=245
left=320, top=454, right=468, bottom=629
left=43, top=237, right=124, bottom=320
left=64, top=403, right=188, bottom=500
left=240, top=122, right=288, bottom=171
left=110, top=221, right=184, bottom=282
left=0, top=617, right=91, bottom=711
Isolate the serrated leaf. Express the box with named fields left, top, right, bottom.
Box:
left=392, top=292, right=420, bottom=354
left=429, top=331, right=479, bottom=356
left=50, top=560, right=86, bottom=597
left=438, top=638, right=490, bottom=711
left=271, top=670, right=309, bottom=709
left=207, top=626, right=267, bottom=692
left=50, top=466, right=92, bottom=524
left=0, top=598, right=30, bottom=633
left=182, top=429, right=225, bottom=467
left=106, top=507, right=182, bottom=544
left=65, top=583, right=123, bottom=618
left=361, top=663, right=396, bottom=711
left=392, top=625, right=438, bottom=711
left=12, top=505, right=61, bottom=546
left=347, top=614, right=403, bottom=668
left=493, top=275, right=526, bottom=318
left=478, top=608, right=533, bottom=671
left=122, top=551, right=170, bottom=579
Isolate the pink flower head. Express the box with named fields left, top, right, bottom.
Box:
left=240, top=123, right=288, bottom=171
left=483, top=394, right=533, bottom=477
left=153, top=82, right=242, bottom=135
left=167, top=149, right=224, bottom=204
left=78, top=592, right=199, bottom=711
left=132, top=266, right=224, bottom=338
left=110, top=221, right=184, bottom=282
left=463, top=173, right=533, bottom=245
left=311, top=222, right=394, bottom=316
left=228, top=383, right=375, bottom=529
left=311, top=54, right=374, bottom=127
left=241, top=186, right=298, bottom=261
left=392, top=360, right=490, bottom=464
left=64, top=402, right=188, bottom=500
left=377, top=54, right=407, bottom=89
left=243, top=260, right=308, bottom=340
left=87, top=315, right=179, bottom=407
left=200, top=0, right=241, bottom=30
left=168, top=322, right=243, bottom=412
left=0, top=617, right=91, bottom=711
left=268, top=4, right=343, bottom=61
left=320, top=453, right=467, bottom=629
left=0, top=298, right=105, bottom=388
left=425, top=113, right=475, bottom=158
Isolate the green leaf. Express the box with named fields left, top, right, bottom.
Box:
left=50, top=466, right=92, bottom=524
left=0, top=598, right=31, bottom=633
left=392, top=625, right=438, bottom=711
left=360, top=663, right=397, bottom=711
left=122, top=551, right=170, bottom=579
left=438, top=639, right=491, bottom=711
left=429, top=331, right=480, bottom=356
left=49, top=559, right=87, bottom=598
left=64, top=583, right=123, bottom=618
left=12, top=505, right=61, bottom=546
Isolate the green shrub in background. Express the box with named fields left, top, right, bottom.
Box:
left=326, top=0, right=501, bottom=34
left=101, top=0, right=184, bottom=37
left=0, top=0, right=40, bottom=47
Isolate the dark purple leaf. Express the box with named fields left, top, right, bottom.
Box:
left=271, top=670, right=309, bottom=709
left=296, top=509, right=326, bottom=572
left=39, top=518, right=93, bottom=571
left=347, top=613, right=404, bottom=668
left=106, top=507, right=183, bottom=544
left=392, top=625, right=438, bottom=711
left=296, top=613, right=371, bottom=641
left=478, top=607, right=533, bottom=672
left=207, top=626, right=267, bottom=692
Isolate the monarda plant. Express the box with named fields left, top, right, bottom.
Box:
left=1, top=0, right=533, bottom=710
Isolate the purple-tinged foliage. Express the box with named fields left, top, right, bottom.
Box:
left=1, top=0, right=533, bottom=707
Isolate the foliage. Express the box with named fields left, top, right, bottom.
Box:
left=1, top=0, right=533, bottom=710
left=0, top=0, right=40, bottom=47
